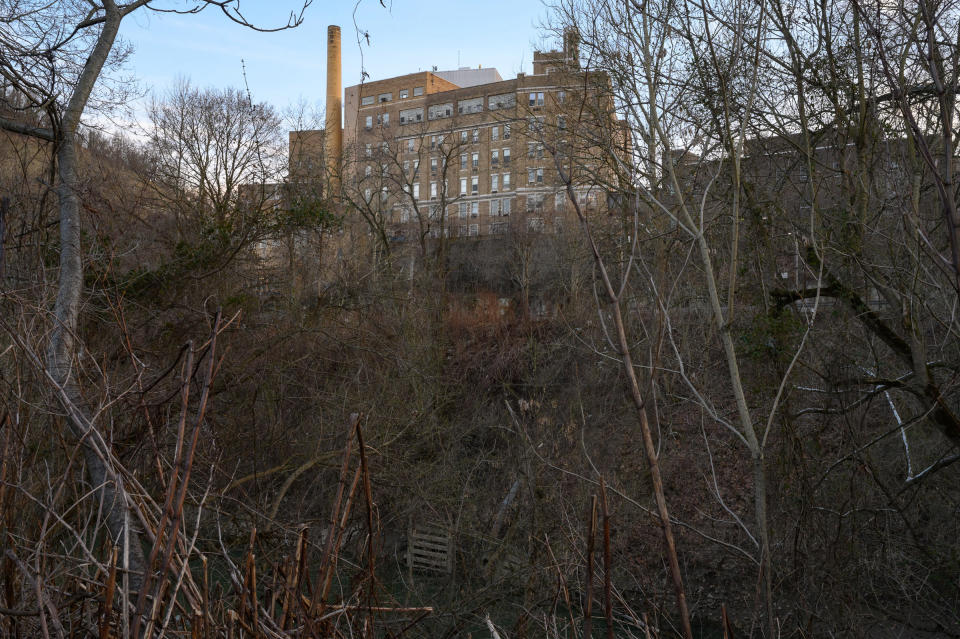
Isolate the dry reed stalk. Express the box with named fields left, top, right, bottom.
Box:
left=355, top=417, right=377, bottom=637
left=600, top=479, right=613, bottom=639
left=201, top=555, right=210, bottom=639
left=98, top=546, right=118, bottom=639
left=544, top=534, right=578, bottom=639
left=722, top=603, right=734, bottom=638
left=137, top=311, right=223, bottom=638
left=248, top=552, right=258, bottom=637
left=584, top=495, right=598, bottom=639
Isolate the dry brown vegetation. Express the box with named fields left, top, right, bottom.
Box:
left=3, top=0, right=960, bottom=637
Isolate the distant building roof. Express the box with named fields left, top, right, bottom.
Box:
left=434, top=67, right=503, bottom=88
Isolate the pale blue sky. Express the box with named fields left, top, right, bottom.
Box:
left=119, top=1, right=558, bottom=116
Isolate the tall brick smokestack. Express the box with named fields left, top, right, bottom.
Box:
left=325, top=25, right=342, bottom=189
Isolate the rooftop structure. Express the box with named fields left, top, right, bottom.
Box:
left=434, top=67, right=503, bottom=88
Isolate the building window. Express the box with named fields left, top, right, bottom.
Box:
left=502, top=197, right=511, bottom=215
left=504, top=124, right=511, bottom=139
left=361, top=95, right=375, bottom=106
left=471, top=201, right=479, bottom=217
left=536, top=168, right=543, bottom=183
left=472, top=128, right=479, bottom=143
left=364, top=188, right=372, bottom=202
left=403, top=160, right=409, bottom=174
left=413, top=184, right=420, bottom=200
left=430, top=181, right=437, bottom=199
left=469, top=223, right=479, bottom=236
left=555, top=192, right=566, bottom=210
left=491, top=174, right=499, bottom=193
left=528, top=142, right=536, bottom=158
left=365, top=143, right=372, bottom=157
left=490, top=222, right=508, bottom=234
left=529, top=92, right=544, bottom=107
left=399, top=107, right=423, bottom=124
left=557, top=90, right=566, bottom=104
left=458, top=97, right=483, bottom=114
left=491, top=149, right=499, bottom=166
left=407, top=139, right=415, bottom=152
left=491, top=126, right=499, bottom=141
left=528, top=168, right=535, bottom=184
left=491, top=199, right=501, bottom=216
left=503, top=148, right=511, bottom=165
left=428, top=102, right=454, bottom=120
left=377, top=112, right=389, bottom=126
left=488, top=92, right=516, bottom=110
left=365, top=115, right=373, bottom=129
left=378, top=92, right=392, bottom=103
left=471, top=176, right=478, bottom=194
left=413, top=86, right=424, bottom=96
left=430, top=158, right=438, bottom=175
left=381, top=142, right=389, bottom=154
left=381, top=163, right=388, bottom=176
left=460, top=178, right=467, bottom=195
left=472, top=152, right=479, bottom=169
left=528, top=116, right=545, bottom=133
left=430, top=135, right=437, bottom=150
left=503, top=173, right=511, bottom=190
left=460, top=154, right=467, bottom=170
left=413, top=159, right=419, bottom=178
left=528, top=217, right=544, bottom=231
left=364, top=165, right=372, bottom=177
left=459, top=202, right=468, bottom=218
left=400, top=89, right=409, bottom=99
left=558, top=115, right=566, bottom=130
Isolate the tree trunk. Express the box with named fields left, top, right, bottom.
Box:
left=753, top=452, right=774, bottom=639
left=42, top=2, right=146, bottom=592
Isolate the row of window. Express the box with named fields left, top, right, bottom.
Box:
left=457, top=197, right=513, bottom=218
left=389, top=198, right=513, bottom=225
left=458, top=148, right=512, bottom=170
left=419, top=125, right=512, bottom=150
left=438, top=219, right=555, bottom=238
left=367, top=168, right=558, bottom=197
left=362, top=88, right=567, bottom=123
left=459, top=173, right=512, bottom=195
left=360, top=87, right=425, bottom=106
left=376, top=184, right=598, bottom=214
left=393, top=172, right=516, bottom=200
left=365, top=150, right=516, bottom=181
left=364, top=113, right=390, bottom=129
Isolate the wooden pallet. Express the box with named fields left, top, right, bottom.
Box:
left=407, top=521, right=453, bottom=575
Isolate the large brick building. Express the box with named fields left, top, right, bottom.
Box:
left=294, top=28, right=627, bottom=246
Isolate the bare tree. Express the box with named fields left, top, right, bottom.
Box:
left=144, top=79, right=285, bottom=242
